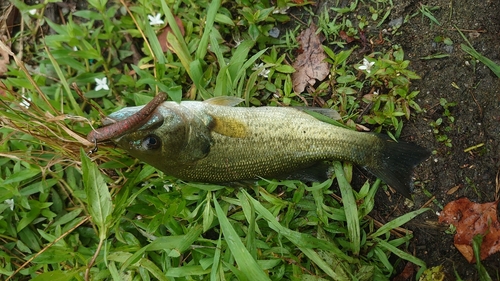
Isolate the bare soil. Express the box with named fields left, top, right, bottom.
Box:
left=315, top=0, right=500, bottom=279
left=395, top=1, right=500, bottom=279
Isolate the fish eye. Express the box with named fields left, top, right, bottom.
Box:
left=142, top=134, right=161, bottom=150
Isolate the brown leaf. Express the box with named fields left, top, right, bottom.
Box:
left=439, top=197, right=500, bottom=263
left=292, top=23, right=330, bottom=93
left=157, top=16, right=185, bottom=53
left=339, top=30, right=355, bottom=43
left=392, top=262, right=415, bottom=281
left=0, top=49, right=9, bottom=76
left=0, top=36, right=11, bottom=76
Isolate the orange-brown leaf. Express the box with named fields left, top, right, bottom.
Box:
left=339, top=30, right=355, bottom=43
left=392, top=262, right=416, bottom=281
left=292, top=23, right=330, bottom=93
left=439, top=197, right=500, bottom=262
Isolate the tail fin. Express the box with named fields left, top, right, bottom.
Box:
left=366, top=136, right=430, bottom=198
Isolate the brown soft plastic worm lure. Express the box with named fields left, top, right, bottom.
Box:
left=87, top=92, right=167, bottom=143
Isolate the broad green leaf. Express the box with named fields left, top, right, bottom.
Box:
left=336, top=75, right=356, bottom=84
left=275, top=65, right=295, bottom=73
left=16, top=207, right=41, bottom=232
left=30, top=270, right=79, bottom=281
left=166, top=265, right=211, bottom=277
left=215, top=13, right=234, bottom=26
left=32, top=247, right=74, bottom=263
left=80, top=148, right=112, bottom=240
left=3, top=168, right=40, bottom=185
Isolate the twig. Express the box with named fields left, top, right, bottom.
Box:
left=85, top=236, right=105, bottom=281
left=495, top=168, right=499, bottom=201
left=7, top=216, right=90, bottom=281
left=421, top=195, right=436, bottom=209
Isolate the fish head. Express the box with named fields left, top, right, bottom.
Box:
left=105, top=103, right=212, bottom=170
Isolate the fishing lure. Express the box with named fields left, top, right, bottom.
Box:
left=87, top=92, right=167, bottom=144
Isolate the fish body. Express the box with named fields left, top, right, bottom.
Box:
left=106, top=98, right=429, bottom=197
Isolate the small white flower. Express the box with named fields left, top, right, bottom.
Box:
left=20, top=95, right=31, bottom=109
left=163, top=184, right=172, bottom=192
left=94, top=77, right=109, bottom=91
left=4, top=199, right=14, bottom=211
left=73, top=46, right=78, bottom=51
left=28, top=9, right=37, bottom=16
left=373, top=90, right=379, bottom=96
left=148, top=14, right=164, bottom=26
left=358, top=58, right=375, bottom=74
left=273, top=7, right=289, bottom=14
left=252, top=63, right=270, bottom=78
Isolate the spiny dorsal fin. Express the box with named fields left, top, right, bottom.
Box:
left=204, top=96, right=244, bottom=107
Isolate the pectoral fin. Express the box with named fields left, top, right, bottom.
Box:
left=210, top=115, right=248, bottom=138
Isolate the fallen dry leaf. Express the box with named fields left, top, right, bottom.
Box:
left=392, top=262, right=415, bottom=281
left=292, top=23, right=330, bottom=93
left=438, top=197, right=500, bottom=263
left=0, top=45, right=9, bottom=75
left=0, top=35, right=11, bottom=76
left=339, top=30, right=355, bottom=43
left=157, top=16, right=185, bottom=53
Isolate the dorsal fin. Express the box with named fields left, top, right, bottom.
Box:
left=204, top=96, right=244, bottom=107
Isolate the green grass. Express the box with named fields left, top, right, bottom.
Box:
left=1, top=0, right=429, bottom=280
left=455, top=27, right=500, bottom=78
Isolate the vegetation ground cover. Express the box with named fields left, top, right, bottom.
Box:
left=0, top=0, right=499, bottom=280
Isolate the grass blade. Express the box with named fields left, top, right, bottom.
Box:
left=196, top=0, right=221, bottom=60
left=334, top=161, right=360, bottom=255
left=299, top=247, right=350, bottom=280
left=375, top=238, right=426, bottom=268
left=43, top=45, right=84, bottom=117
left=213, top=198, right=271, bottom=281
left=243, top=189, right=356, bottom=263
left=210, top=235, right=223, bottom=281
left=461, top=44, right=500, bottom=78
left=369, top=208, right=430, bottom=238
left=455, top=26, right=500, bottom=78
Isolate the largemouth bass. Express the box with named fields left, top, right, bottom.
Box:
left=101, top=96, right=429, bottom=197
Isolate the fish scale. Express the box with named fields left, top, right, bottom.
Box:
left=105, top=97, right=429, bottom=197
left=168, top=106, right=371, bottom=180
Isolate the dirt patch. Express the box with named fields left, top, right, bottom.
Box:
left=349, top=0, right=500, bottom=279
left=306, top=0, right=500, bottom=278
